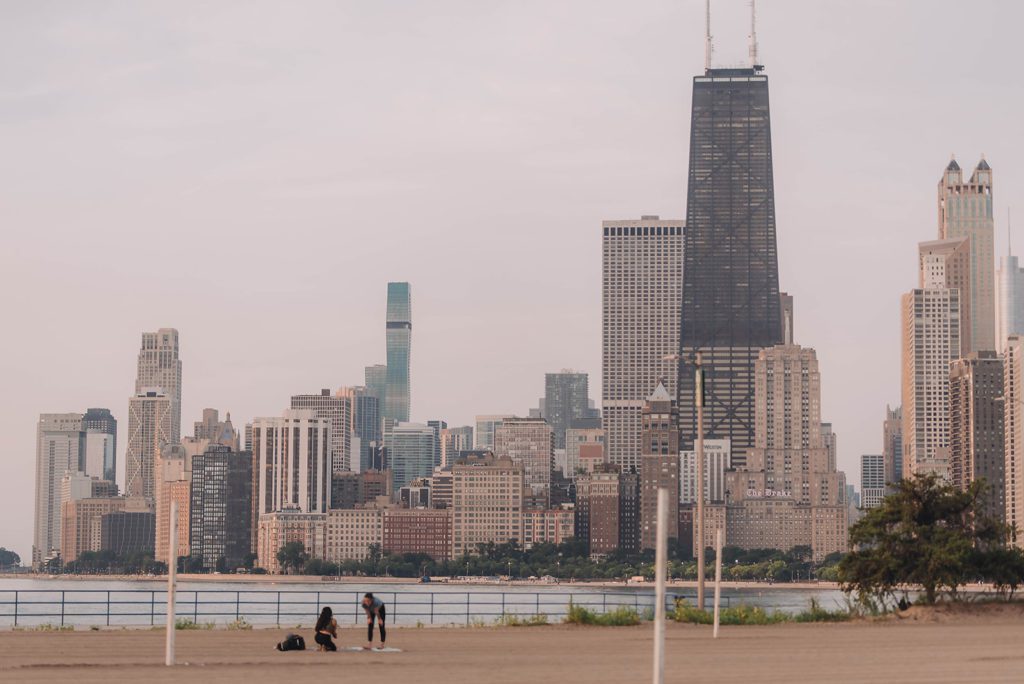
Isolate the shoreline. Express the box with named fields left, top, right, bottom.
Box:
left=0, top=573, right=843, bottom=590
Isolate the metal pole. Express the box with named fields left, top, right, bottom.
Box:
left=165, top=500, right=178, bottom=666
left=652, top=487, right=668, bottom=684
left=695, top=352, right=706, bottom=611
left=713, top=528, right=723, bottom=639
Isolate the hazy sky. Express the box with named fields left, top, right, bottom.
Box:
left=3, top=1, right=1022, bottom=560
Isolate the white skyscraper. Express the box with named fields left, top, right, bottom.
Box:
left=291, top=389, right=352, bottom=473
left=1005, top=336, right=1024, bottom=547
left=601, top=216, right=684, bottom=474
left=124, top=389, right=173, bottom=501
left=680, top=438, right=730, bottom=504
left=252, top=409, right=330, bottom=515
left=135, top=328, right=182, bottom=443
left=32, top=413, right=84, bottom=567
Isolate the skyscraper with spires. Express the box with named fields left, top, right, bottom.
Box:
left=938, top=157, right=995, bottom=352
left=677, top=60, right=783, bottom=467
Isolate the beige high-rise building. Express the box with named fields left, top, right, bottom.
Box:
left=256, top=510, right=326, bottom=573
left=602, top=216, right=684, bottom=474
left=135, top=329, right=182, bottom=443
left=451, top=454, right=524, bottom=557
left=564, top=428, right=605, bottom=480
left=154, top=444, right=193, bottom=563
left=721, top=344, right=848, bottom=561
left=639, top=383, right=680, bottom=551
left=61, top=496, right=148, bottom=563
left=291, top=390, right=352, bottom=473
left=252, top=409, right=331, bottom=515
left=883, top=405, right=904, bottom=483
left=32, top=413, right=84, bottom=567
left=125, top=390, right=173, bottom=502
left=325, top=508, right=384, bottom=562
left=938, top=158, right=995, bottom=352
left=1004, top=336, right=1024, bottom=546
left=919, top=237, right=971, bottom=351
left=493, top=417, right=553, bottom=506
left=902, top=250, right=961, bottom=479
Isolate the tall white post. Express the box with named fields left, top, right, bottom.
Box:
left=695, top=352, right=706, bottom=611
left=713, top=528, right=723, bottom=639
left=165, top=500, right=178, bottom=666
left=652, top=487, right=668, bottom=684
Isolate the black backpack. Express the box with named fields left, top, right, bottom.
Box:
left=276, top=633, right=306, bottom=651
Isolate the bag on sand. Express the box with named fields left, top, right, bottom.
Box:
left=276, top=633, right=306, bottom=651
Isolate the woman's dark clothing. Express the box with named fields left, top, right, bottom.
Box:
left=314, top=632, right=337, bottom=651
left=366, top=603, right=386, bottom=644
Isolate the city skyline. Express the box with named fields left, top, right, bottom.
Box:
left=4, top=0, right=1024, bottom=559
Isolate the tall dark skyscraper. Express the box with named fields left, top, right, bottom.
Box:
left=678, top=62, right=783, bottom=468
left=385, top=282, right=412, bottom=423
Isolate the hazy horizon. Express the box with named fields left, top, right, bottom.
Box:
left=3, top=0, right=1023, bottom=560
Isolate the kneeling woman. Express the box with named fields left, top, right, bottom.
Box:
left=314, top=606, right=338, bottom=651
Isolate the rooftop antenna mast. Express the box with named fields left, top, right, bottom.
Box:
left=704, top=0, right=713, bottom=72
left=749, top=0, right=760, bottom=68
left=1009, top=207, right=1012, bottom=257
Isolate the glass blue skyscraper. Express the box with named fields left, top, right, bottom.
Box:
left=385, top=282, right=412, bottom=423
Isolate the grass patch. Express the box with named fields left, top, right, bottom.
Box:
left=673, top=598, right=854, bottom=625
left=175, top=618, right=214, bottom=630
left=496, top=613, right=549, bottom=627
left=564, top=603, right=641, bottom=626
left=793, top=598, right=852, bottom=623
left=28, top=623, right=74, bottom=632
left=226, top=617, right=253, bottom=630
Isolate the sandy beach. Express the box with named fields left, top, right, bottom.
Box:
left=2, top=612, right=1023, bottom=684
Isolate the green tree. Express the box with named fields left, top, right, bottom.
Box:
left=839, top=474, right=1019, bottom=605
left=0, top=547, right=21, bottom=569
left=276, top=541, right=308, bottom=575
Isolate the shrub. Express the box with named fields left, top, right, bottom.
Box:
left=226, top=617, right=253, bottom=630
left=672, top=599, right=788, bottom=625
left=175, top=618, right=213, bottom=630
left=564, top=603, right=641, bottom=626
left=792, top=598, right=851, bottom=623
left=496, top=613, right=549, bottom=626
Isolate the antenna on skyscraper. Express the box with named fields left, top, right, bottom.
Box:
left=704, top=0, right=713, bottom=71
left=1009, top=207, right=1012, bottom=257
left=749, top=0, right=760, bottom=69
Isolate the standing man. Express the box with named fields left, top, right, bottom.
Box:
left=361, top=593, right=386, bottom=649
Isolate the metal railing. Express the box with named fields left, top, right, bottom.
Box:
left=0, top=589, right=726, bottom=628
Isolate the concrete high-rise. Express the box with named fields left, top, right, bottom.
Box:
left=493, top=417, right=554, bottom=507
left=902, top=241, right=963, bottom=480
left=440, top=426, right=474, bottom=468
left=883, top=405, right=904, bottom=484
left=564, top=427, right=604, bottom=480
left=451, top=453, right=524, bottom=556
left=919, top=237, right=971, bottom=351
left=1005, top=336, right=1024, bottom=546
left=82, top=408, right=117, bottom=484
left=639, top=383, right=680, bottom=551
left=384, top=282, right=412, bottom=423
left=252, top=409, right=330, bottom=515
left=680, top=438, right=730, bottom=505
left=125, top=389, right=173, bottom=501
left=383, top=422, right=436, bottom=490
left=721, top=344, right=848, bottom=560
left=601, top=216, right=684, bottom=474
left=291, top=389, right=352, bottom=473
left=938, top=158, right=995, bottom=352
left=540, top=371, right=599, bottom=450
left=950, top=352, right=1005, bottom=523
left=364, top=364, right=388, bottom=411
left=861, top=454, right=885, bottom=509
left=134, top=329, right=182, bottom=443
left=996, top=251, right=1024, bottom=352
left=678, top=64, right=784, bottom=469
left=32, top=413, right=84, bottom=567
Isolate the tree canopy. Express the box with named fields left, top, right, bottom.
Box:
left=839, top=473, right=1024, bottom=605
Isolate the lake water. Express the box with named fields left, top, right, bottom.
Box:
left=0, top=578, right=848, bottom=628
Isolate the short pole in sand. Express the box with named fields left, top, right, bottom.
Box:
left=652, top=487, right=668, bottom=684
left=166, top=501, right=178, bottom=666
left=713, top=528, right=723, bottom=639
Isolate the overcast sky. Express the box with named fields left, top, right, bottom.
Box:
left=2, top=1, right=1022, bottom=560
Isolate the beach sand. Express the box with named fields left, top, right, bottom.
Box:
left=2, top=616, right=1022, bottom=684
